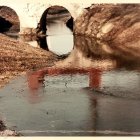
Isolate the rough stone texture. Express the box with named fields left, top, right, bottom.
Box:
left=0, top=120, right=20, bottom=136
left=0, top=0, right=94, bottom=33
left=0, top=6, right=19, bottom=24
left=74, top=4, right=140, bottom=46
left=0, top=6, right=20, bottom=32
left=19, top=27, right=37, bottom=35
left=74, top=35, right=111, bottom=59
left=0, top=130, right=20, bottom=136
left=0, top=34, right=58, bottom=88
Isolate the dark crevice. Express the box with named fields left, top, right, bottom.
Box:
left=36, top=36, right=49, bottom=51
left=0, top=120, right=6, bottom=131
left=0, top=16, right=12, bottom=32
left=66, top=16, right=74, bottom=31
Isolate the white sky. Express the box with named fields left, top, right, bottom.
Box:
left=0, top=0, right=140, bottom=5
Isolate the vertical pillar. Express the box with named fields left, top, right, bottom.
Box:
left=89, top=68, right=102, bottom=90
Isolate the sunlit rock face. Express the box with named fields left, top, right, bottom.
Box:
left=74, top=4, right=140, bottom=53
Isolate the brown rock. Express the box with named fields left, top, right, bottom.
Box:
left=74, top=4, right=140, bottom=43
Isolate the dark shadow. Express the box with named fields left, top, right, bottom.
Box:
left=0, top=120, right=6, bottom=131
left=36, top=36, right=49, bottom=51
left=37, top=9, right=49, bottom=35
left=66, top=16, right=74, bottom=31
left=0, top=16, right=12, bottom=32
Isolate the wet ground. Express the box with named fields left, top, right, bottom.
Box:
left=0, top=13, right=140, bottom=136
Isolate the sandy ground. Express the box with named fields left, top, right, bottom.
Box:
left=0, top=34, right=58, bottom=88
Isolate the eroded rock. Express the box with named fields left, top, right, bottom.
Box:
left=0, top=120, right=20, bottom=136
left=74, top=4, right=140, bottom=45
left=0, top=130, right=20, bottom=136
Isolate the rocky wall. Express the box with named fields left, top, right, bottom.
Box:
left=74, top=4, right=140, bottom=47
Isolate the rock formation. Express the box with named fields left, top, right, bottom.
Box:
left=74, top=4, right=140, bottom=55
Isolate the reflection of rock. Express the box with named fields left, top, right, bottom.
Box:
left=20, top=34, right=37, bottom=42
left=36, top=37, right=49, bottom=50
left=74, top=35, right=112, bottom=59
left=74, top=4, right=140, bottom=48
left=54, top=35, right=117, bottom=70
left=74, top=35, right=140, bottom=70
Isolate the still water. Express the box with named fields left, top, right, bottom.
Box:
left=20, top=16, right=73, bottom=55
left=0, top=68, right=140, bottom=136
left=0, top=15, right=140, bottom=136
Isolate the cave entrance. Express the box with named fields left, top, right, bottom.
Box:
left=37, top=6, right=74, bottom=55
left=38, top=6, right=73, bottom=35
left=0, top=6, right=20, bottom=37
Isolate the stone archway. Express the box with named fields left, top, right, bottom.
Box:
left=37, top=5, right=74, bottom=36
left=0, top=6, right=20, bottom=33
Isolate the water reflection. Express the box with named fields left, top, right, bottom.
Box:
left=0, top=35, right=140, bottom=135
left=27, top=71, right=45, bottom=104
left=46, top=16, right=73, bottom=55
left=21, top=32, right=140, bottom=71
left=25, top=69, right=99, bottom=133
left=27, top=67, right=140, bottom=105
left=27, top=68, right=103, bottom=98
left=73, top=35, right=140, bottom=70
left=2, top=10, right=140, bottom=136
left=22, top=66, right=140, bottom=135
left=89, top=69, right=102, bottom=89
left=20, top=16, right=73, bottom=55
left=101, top=70, right=140, bottom=99
left=47, top=34, right=73, bottom=55
left=26, top=33, right=140, bottom=102
left=53, top=36, right=115, bottom=70
left=1, top=70, right=140, bottom=135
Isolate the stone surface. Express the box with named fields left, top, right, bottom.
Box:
left=74, top=4, right=140, bottom=45
left=0, top=0, right=93, bottom=33
left=0, top=6, right=20, bottom=32
left=0, top=130, right=20, bottom=136
left=0, top=34, right=58, bottom=88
